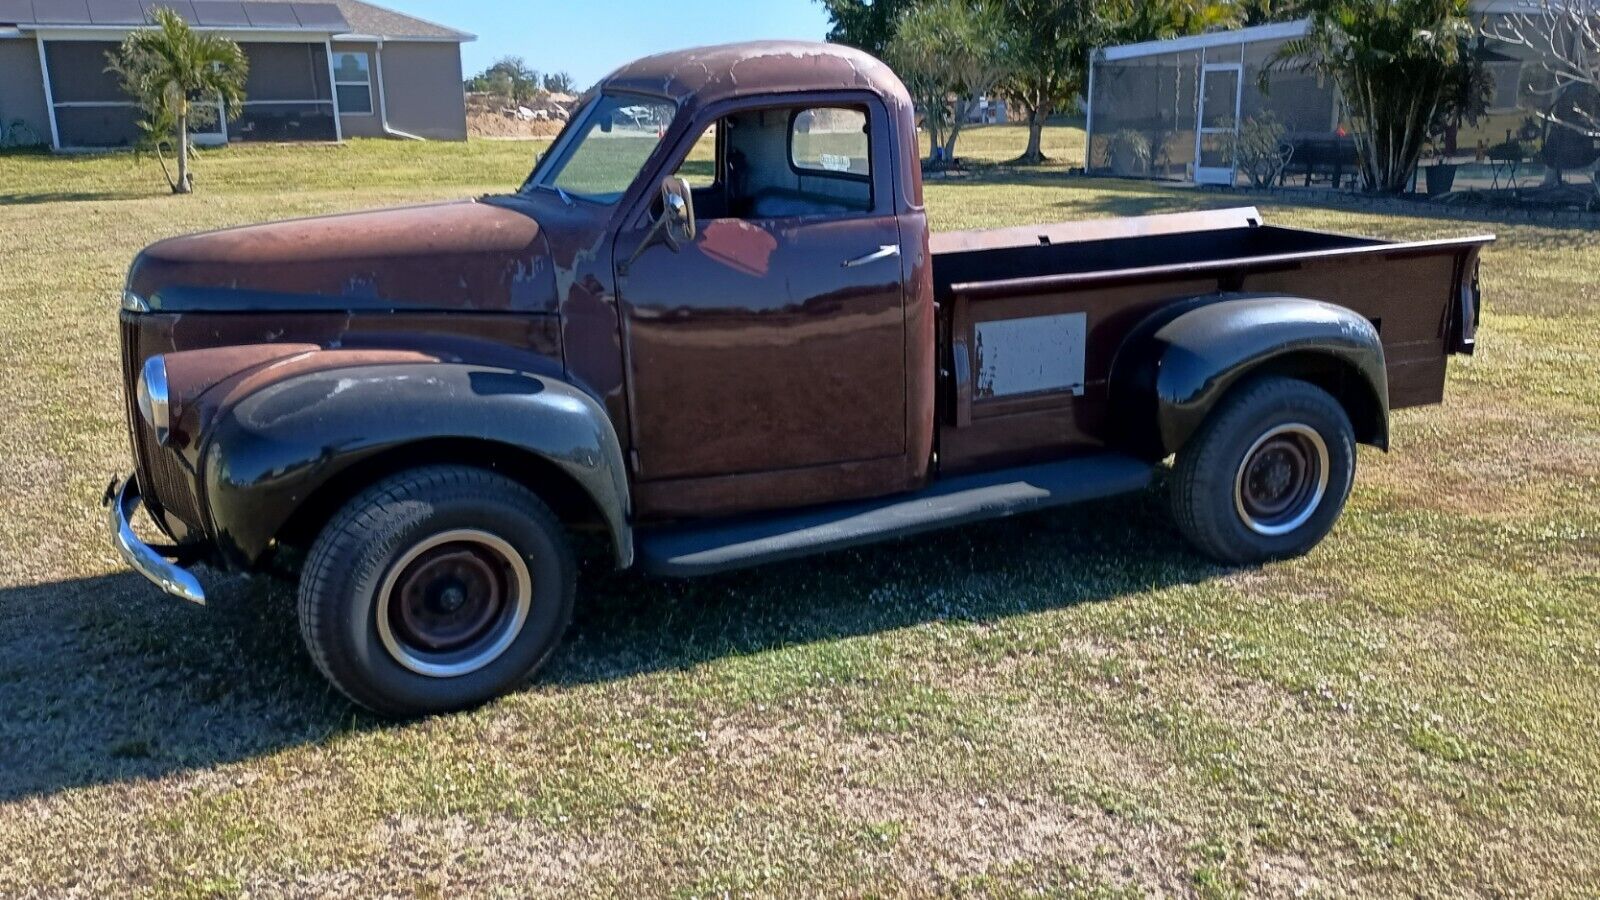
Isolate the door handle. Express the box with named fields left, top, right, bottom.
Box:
left=842, top=245, right=901, bottom=268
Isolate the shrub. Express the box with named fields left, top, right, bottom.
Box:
left=1108, top=129, right=1152, bottom=176
left=1238, top=112, right=1290, bottom=188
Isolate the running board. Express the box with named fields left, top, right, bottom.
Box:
left=636, top=454, right=1154, bottom=577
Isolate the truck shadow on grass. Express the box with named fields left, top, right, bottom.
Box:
left=0, top=487, right=1226, bottom=803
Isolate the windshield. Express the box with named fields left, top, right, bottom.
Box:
left=531, top=93, right=678, bottom=204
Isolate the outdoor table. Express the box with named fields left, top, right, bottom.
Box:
left=1489, top=152, right=1523, bottom=190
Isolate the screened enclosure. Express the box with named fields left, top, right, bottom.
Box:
left=1087, top=21, right=1348, bottom=188
left=39, top=39, right=336, bottom=148
left=1088, top=13, right=1600, bottom=200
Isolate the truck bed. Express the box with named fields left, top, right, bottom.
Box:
left=928, top=207, right=1493, bottom=474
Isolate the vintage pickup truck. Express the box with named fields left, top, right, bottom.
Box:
left=110, top=42, right=1491, bottom=715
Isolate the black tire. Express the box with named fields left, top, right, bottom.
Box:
left=297, top=466, right=575, bottom=717
left=1170, top=375, right=1356, bottom=565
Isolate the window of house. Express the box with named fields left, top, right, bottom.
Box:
left=790, top=107, right=870, bottom=177
left=333, top=52, right=374, bottom=116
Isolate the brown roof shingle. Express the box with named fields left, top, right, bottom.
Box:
left=14, top=0, right=472, bottom=40
left=247, top=0, right=472, bottom=39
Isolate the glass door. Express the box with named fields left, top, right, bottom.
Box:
left=1195, top=64, right=1242, bottom=185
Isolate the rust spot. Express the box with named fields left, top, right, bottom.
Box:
left=701, top=220, right=778, bottom=277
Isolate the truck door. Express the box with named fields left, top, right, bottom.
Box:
left=615, top=98, right=907, bottom=486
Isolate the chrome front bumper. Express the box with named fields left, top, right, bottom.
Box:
left=107, top=473, right=207, bottom=605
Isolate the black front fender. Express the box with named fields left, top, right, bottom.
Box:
left=1113, top=295, right=1389, bottom=457
left=201, top=363, right=633, bottom=569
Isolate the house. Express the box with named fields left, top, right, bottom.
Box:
left=1085, top=7, right=1595, bottom=190
left=965, top=96, right=1006, bottom=125
left=0, top=0, right=474, bottom=151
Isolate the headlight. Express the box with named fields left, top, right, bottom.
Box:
left=136, top=355, right=171, bottom=445
left=122, top=289, right=150, bottom=313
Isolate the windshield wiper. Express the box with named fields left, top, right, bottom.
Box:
left=523, top=182, right=576, bottom=207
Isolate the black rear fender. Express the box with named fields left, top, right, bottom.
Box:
left=1111, top=294, right=1389, bottom=458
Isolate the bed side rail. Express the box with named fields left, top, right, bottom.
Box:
left=946, top=233, right=1497, bottom=302
left=930, top=206, right=1264, bottom=255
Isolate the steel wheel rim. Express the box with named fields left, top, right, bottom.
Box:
left=376, top=530, right=532, bottom=678
left=1233, top=424, right=1330, bottom=537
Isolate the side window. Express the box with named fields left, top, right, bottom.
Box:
left=656, top=103, right=876, bottom=225
left=790, top=107, right=869, bottom=178
left=672, top=122, right=719, bottom=188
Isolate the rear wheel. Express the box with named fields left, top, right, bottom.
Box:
left=298, top=466, right=575, bottom=717
left=1170, top=376, right=1356, bottom=565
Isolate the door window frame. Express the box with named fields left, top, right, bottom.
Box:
left=622, top=90, right=899, bottom=232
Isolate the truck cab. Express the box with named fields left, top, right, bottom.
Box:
left=110, top=42, right=1490, bottom=716
left=507, top=41, right=936, bottom=517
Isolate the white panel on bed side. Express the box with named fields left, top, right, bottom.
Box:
left=974, top=312, right=1088, bottom=399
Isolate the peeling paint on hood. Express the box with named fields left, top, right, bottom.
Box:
left=127, top=199, right=559, bottom=314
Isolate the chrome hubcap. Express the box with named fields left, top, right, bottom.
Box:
left=1234, top=424, right=1330, bottom=537
left=376, top=530, right=531, bottom=678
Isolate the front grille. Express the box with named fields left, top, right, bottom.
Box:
left=119, top=314, right=203, bottom=530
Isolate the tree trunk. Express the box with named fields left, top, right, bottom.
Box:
left=942, top=99, right=967, bottom=163
left=1017, top=100, right=1051, bottom=165
left=176, top=110, right=192, bottom=195
left=152, top=142, right=176, bottom=192
left=942, top=121, right=964, bottom=162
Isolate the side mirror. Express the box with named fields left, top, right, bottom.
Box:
left=620, top=176, right=698, bottom=274
left=660, top=175, right=696, bottom=245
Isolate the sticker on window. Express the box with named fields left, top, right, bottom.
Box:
left=818, top=153, right=854, bottom=173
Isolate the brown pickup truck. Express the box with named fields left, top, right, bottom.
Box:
left=110, top=41, right=1492, bottom=715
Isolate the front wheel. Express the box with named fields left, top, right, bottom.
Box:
left=1170, top=376, right=1357, bottom=565
left=298, top=466, right=575, bottom=717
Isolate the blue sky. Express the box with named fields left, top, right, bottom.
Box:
left=396, top=1, right=835, bottom=88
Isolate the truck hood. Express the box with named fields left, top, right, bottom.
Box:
left=126, top=199, right=559, bottom=314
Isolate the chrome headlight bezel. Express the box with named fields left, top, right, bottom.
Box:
left=136, top=355, right=171, bottom=445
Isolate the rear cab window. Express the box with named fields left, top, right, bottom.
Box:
left=790, top=107, right=870, bottom=178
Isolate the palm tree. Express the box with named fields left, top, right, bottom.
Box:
left=108, top=7, right=247, bottom=194
left=1267, top=0, right=1476, bottom=193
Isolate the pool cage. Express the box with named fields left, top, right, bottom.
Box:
left=1086, top=20, right=1348, bottom=187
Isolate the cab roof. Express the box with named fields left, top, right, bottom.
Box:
left=598, top=41, right=911, bottom=111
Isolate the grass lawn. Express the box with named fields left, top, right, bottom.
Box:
left=0, top=125, right=1596, bottom=897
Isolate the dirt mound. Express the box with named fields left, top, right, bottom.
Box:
left=467, top=92, right=572, bottom=140
left=469, top=112, right=564, bottom=140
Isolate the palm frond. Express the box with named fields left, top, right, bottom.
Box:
left=1266, top=0, right=1477, bottom=192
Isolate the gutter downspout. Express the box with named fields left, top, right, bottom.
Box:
left=374, top=37, right=425, bottom=141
